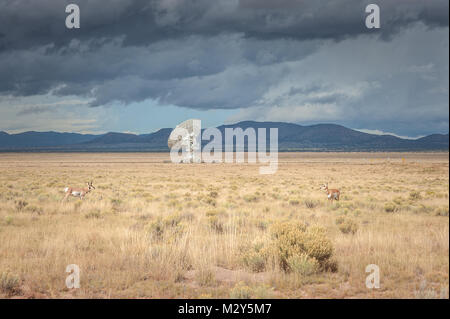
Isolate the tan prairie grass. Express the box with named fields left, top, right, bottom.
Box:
left=0, top=152, right=448, bottom=299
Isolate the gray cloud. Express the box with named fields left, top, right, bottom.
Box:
left=0, top=0, right=447, bottom=52
left=16, top=105, right=52, bottom=116
left=0, top=0, right=448, bottom=136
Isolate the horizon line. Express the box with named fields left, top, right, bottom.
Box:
left=1, top=120, right=449, bottom=141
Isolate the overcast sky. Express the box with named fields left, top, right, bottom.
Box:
left=0, top=0, right=448, bottom=137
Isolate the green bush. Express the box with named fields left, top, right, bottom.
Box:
left=240, top=239, right=271, bottom=272
left=335, top=216, right=358, bottom=235
left=286, top=253, right=319, bottom=275
left=270, top=221, right=335, bottom=273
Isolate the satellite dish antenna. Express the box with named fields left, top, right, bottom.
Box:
left=168, top=119, right=201, bottom=163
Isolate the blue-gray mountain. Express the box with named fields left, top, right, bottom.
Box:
left=0, top=122, right=448, bottom=151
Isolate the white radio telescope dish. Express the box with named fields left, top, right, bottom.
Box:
left=168, top=119, right=201, bottom=163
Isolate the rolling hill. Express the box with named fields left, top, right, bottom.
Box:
left=0, top=122, right=448, bottom=151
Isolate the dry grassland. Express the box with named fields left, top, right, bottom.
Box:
left=0, top=152, right=448, bottom=299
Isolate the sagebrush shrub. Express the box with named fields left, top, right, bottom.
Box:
left=270, top=221, right=335, bottom=273
left=335, top=216, right=358, bottom=234
left=286, top=253, right=319, bottom=275
left=240, top=239, right=272, bottom=272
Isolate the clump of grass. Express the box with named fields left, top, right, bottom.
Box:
left=243, top=194, right=259, bottom=203
left=289, top=199, right=300, bottom=206
left=85, top=210, right=102, bottom=219
left=256, top=220, right=268, bottom=231
left=204, top=197, right=217, bottom=206
left=229, top=281, right=253, bottom=299
left=270, top=193, right=282, bottom=200
left=335, top=216, right=358, bottom=235
left=384, top=203, right=397, bottom=213
left=208, top=191, right=219, bottom=198
left=330, top=202, right=341, bottom=210
left=393, top=197, right=404, bottom=205
left=229, top=282, right=274, bottom=299
left=304, top=199, right=318, bottom=209
left=197, top=293, right=213, bottom=299
left=414, top=204, right=434, bottom=214
left=252, top=285, right=274, bottom=299
left=4, top=216, right=13, bottom=225
left=110, top=198, right=123, bottom=212
left=0, top=272, right=21, bottom=296
left=26, top=205, right=43, bottom=215
left=110, top=198, right=122, bottom=205
left=15, top=200, right=28, bottom=211
left=148, top=213, right=186, bottom=241
left=409, top=191, right=422, bottom=200
left=286, top=253, right=320, bottom=276
left=207, top=215, right=224, bottom=233
left=167, top=199, right=180, bottom=208
left=240, top=238, right=272, bottom=272
left=195, top=268, right=216, bottom=287
left=434, top=207, right=449, bottom=217
left=270, top=221, right=336, bottom=273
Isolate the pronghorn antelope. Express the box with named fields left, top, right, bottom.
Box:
left=320, top=183, right=340, bottom=201
left=63, top=181, right=95, bottom=201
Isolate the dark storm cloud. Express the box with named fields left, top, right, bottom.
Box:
left=0, top=0, right=448, bottom=136
left=0, top=0, right=448, bottom=52
left=0, top=32, right=321, bottom=105
left=0, top=0, right=447, bottom=100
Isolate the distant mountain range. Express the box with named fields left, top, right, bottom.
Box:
left=0, top=121, right=448, bottom=152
